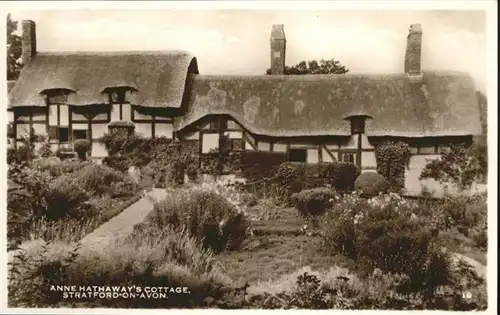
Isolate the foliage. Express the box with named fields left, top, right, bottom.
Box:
left=375, top=141, right=411, bottom=192
left=419, top=144, right=482, bottom=190
left=101, top=133, right=199, bottom=185
left=72, top=164, right=137, bottom=197
left=322, top=192, right=452, bottom=298
left=142, top=185, right=249, bottom=253
left=8, top=228, right=232, bottom=308
left=266, top=58, right=349, bottom=75
left=291, top=187, right=337, bottom=217
left=239, top=150, right=288, bottom=182
left=36, top=135, right=54, bottom=158
left=55, top=147, right=76, bottom=160
left=355, top=172, right=388, bottom=197
left=73, top=139, right=92, bottom=161
left=275, top=162, right=359, bottom=205
left=31, top=157, right=91, bottom=178
left=7, top=13, right=22, bottom=80
left=7, top=134, right=37, bottom=164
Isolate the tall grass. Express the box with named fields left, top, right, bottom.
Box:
left=9, top=227, right=232, bottom=308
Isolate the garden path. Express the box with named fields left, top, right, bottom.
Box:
left=78, top=188, right=167, bottom=253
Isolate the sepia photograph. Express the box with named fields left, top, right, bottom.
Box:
left=2, top=1, right=497, bottom=312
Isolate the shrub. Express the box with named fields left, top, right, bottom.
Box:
left=31, top=158, right=92, bottom=178
left=420, top=144, right=482, bottom=191
left=375, top=141, right=410, bottom=192
left=73, top=139, right=92, bottom=161
left=7, top=136, right=36, bottom=164
left=145, top=187, right=249, bottom=253
left=45, top=175, right=93, bottom=220
left=355, top=172, right=388, bottom=197
left=291, top=187, right=336, bottom=217
left=37, top=139, right=54, bottom=158
left=8, top=228, right=232, bottom=308
left=55, top=147, right=76, bottom=160
left=240, top=150, right=288, bottom=182
left=275, top=162, right=359, bottom=205
left=322, top=192, right=452, bottom=297
left=72, top=164, right=136, bottom=197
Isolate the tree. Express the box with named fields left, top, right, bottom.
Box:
left=266, top=58, right=349, bottom=75
left=419, top=144, right=482, bottom=191
left=7, top=13, right=22, bottom=80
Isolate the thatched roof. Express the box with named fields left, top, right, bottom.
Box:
left=174, top=71, right=481, bottom=137
left=7, top=81, right=16, bottom=94
left=8, top=51, right=198, bottom=108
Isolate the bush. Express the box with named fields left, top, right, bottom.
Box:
left=375, top=141, right=410, bottom=192
left=31, top=158, right=92, bottom=178
left=72, top=164, right=136, bottom=197
left=73, top=139, right=92, bottom=161
left=7, top=136, right=36, bottom=164
left=45, top=175, right=93, bottom=220
left=240, top=151, right=288, bottom=182
left=420, top=144, right=482, bottom=191
left=144, top=187, right=249, bottom=253
left=322, top=192, right=452, bottom=297
left=355, top=172, right=388, bottom=197
left=275, top=162, right=359, bottom=205
left=292, top=187, right=336, bottom=217
left=8, top=228, right=232, bottom=308
left=55, top=147, right=76, bottom=160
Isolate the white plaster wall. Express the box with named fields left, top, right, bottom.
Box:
left=60, top=105, right=69, bottom=126
left=257, top=141, right=270, bottom=151
left=48, top=106, right=57, bottom=125
left=122, top=104, right=132, bottom=121
left=91, top=142, right=108, bottom=157
left=134, top=123, right=152, bottom=138
left=8, top=111, right=14, bottom=123
left=405, top=154, right=443, bottom=196
left=72, top=112, right=86, bottom=120
left=225, top=131, right=242, bottom=139
left=155, top=123, right=174, bottom=138
left=203, top=133, right=219, bottom=153
left=92, top=123, right=108, bottom=139
left=32, top=124, right=46, bottom=136
left=245, top=141, right=255, bottom=150
left=111, top=104, right=120, bottom=121
left=307, top=149, right=319, bottom=163
left=322, top=148, right=334, bottom=162
left=274, top=143, right=287, bottom=152
left=361, top=151, right=377, bottom=168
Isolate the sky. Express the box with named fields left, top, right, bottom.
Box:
left=7, top=8, right=488, bottom=91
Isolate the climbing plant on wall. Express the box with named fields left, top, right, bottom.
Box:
left=374, top=141, right=411, bottom=192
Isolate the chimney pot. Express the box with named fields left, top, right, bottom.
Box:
left=22, top=20, right=37, bottom=65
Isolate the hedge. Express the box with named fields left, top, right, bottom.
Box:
left=275, top=162, right=360, bottom=205
left=240, top=151, right=289, bottom=181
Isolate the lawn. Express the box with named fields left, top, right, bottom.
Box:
left=216, top=206, right=362, bottom=286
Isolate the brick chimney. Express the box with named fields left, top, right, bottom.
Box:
left=22, top=20, right=37, bottom=65
left=270, top=24, right=286, bottom=75
left=404, top=24, right=422, bottom=75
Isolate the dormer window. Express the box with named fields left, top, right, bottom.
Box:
left=343, top=113, right=372, bottom=135
left=351, top=117, right=366, bottom=134
left=42, top=88, right=73, bottom=105
left=104, top=86, right=135, bottom=104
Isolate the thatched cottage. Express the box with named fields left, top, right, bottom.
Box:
left=7, top=21, right=481, bottom=190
